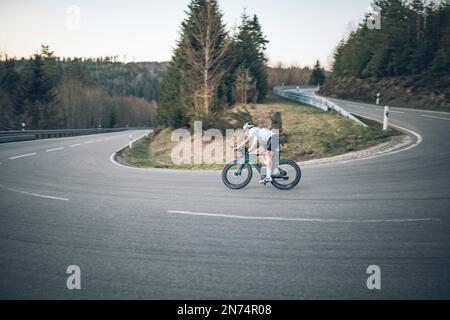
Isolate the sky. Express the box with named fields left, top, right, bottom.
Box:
left=0, top=0, right=373, bottom=69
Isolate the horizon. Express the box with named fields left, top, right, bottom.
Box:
left=0, top=0, right=373, bottom=69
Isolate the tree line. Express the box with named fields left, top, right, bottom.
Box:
left=158, top=0, right=269, bottom=129
left=85, top=61, right=166, bottom=102
left=267, top=61, right=327, bottom=88
left=332, top=0, right=450, bottom=78
left=0, top=46, right=158, bottom=130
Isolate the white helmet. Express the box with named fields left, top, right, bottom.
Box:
left=243, top=122, right=255, bottom=131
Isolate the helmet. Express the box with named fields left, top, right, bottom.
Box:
left=243, top=122, right=255, bottom=131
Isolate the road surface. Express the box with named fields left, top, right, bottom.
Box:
left=1, top=90, right=449, bottom=299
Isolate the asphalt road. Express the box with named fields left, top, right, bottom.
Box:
left=1, top=89, right=449, bottom=299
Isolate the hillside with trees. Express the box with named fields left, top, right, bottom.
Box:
left=158, top=0, right=269, bottom=129
left=268, top=64, right=312, bottom=88
left=320, top=0, right=450, bottom=110
left=0, top=46, right=163, bottom=130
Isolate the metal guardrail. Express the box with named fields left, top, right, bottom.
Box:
left=273, top=86, right=368, bottom=127
left=0, top=127, right=149, bottom=144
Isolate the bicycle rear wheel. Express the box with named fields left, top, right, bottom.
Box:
left=271, top=160, right=301, bottom=190
left=222, top=162, right=253, bottom=189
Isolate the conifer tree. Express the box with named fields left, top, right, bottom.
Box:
left=309, top=60, right=326, bottom=86
left=24, top=54, right=57, bottom=129
left=159, top=0, right=230, bottom=127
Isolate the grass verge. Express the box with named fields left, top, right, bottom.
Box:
left=118, top=94, right=401, bottom=169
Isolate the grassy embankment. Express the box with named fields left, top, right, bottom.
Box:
left=119, top=94, right=400, bottom=169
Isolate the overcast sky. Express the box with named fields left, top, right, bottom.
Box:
left=0, top=0, right=373, bottom=68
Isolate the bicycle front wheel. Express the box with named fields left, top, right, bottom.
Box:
left=222, top=162, right=253, bottom=190
left=271, top=160, right=301, bottom=190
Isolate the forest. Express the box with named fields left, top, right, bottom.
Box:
left=321, top=0, right=449, bottom=110
left=332, top=0, right=449, bottom=78
left=0, top=46, right=163, bottom=130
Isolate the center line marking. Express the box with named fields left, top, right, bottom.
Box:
left=1, top=186, right=69, bottom=201
left=421, top=114, right=450, bottom=121
left=390, top=110, right=405, bottom=114
left=46, top=147, right=64, bottom=152
left=85, top=141, right=94, bottom=144
left=345, top=103, right=366, bottom=108
left=168, top=211, right=439, bottom=223
left=9, top=153, right=37, bottom=160
left=70, top=143, right=81, bottom=147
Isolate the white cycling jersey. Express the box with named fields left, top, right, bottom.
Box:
left=248, top=127, right=275, bottom=147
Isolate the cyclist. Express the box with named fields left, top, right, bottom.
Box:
left=235, top=122, right=278, bottom=184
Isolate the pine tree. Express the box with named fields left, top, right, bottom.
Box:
left=159, top=0, right=230, bottom=127
left=181, top=0, right=230, bottom=117
left=249, top=14, right=269, bottom=101
left=0, top=59, right=24, bottom=117
left=158, top=1, right=270, bottom=128
left=0, top=88, right=17, bottom=130
left=309, top=60, right=326, bottom=85
left=23, top=54, right=57, bottom=129
left=232, top=11, right=268, bottom=103
left=158, top=48, right=188, bottom=128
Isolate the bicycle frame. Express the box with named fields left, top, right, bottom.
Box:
left=236, top=153, right=285, bottom=179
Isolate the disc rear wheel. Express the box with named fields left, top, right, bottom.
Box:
left=270, top=160, right=301, bottom=190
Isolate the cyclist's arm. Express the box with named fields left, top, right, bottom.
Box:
left=236, top=135, right=250, bottom=150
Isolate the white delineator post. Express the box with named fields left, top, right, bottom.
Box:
left=376, top=93, right=380, bottom=105
left=383, top=106, right=390, bottom=131
left=129, top=134, right=134, bottom=149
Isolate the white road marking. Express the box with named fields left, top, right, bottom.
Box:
left=421, top=114, right=450, bottom=121
left=168, top=211, right=438, bottom=223
left=324, top=96, right=450, bottom=115
left=350, top=111, right=423, bottom=153
left=96, top=139, right=103, bottom=142
left=376, top=108, right=404, bottom=113
left=345, top=103, right=366, bottom=108
left=70, top=143, right=81, bottom=147
left=371, top=108, right=404, bottom=114
left=85, top=141, right=94, bottom=144
left=347, top=103, right=403, bottom=113
left=9, top=153, right=37, bottom=160
left=0, top=185, right=69, bottom=201
left=46, top=147, right=64, bottom=153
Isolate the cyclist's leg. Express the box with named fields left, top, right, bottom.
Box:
left=266, top=150, right=273, bottom=178
left=266, top=138, right=273, bottom=180
left=271, top=134, right=280, bottom=173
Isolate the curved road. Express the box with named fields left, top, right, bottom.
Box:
left=1, top=90, right=449, bottom=299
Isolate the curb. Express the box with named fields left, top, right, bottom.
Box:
left=110, top=130, right=154, bottom=169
